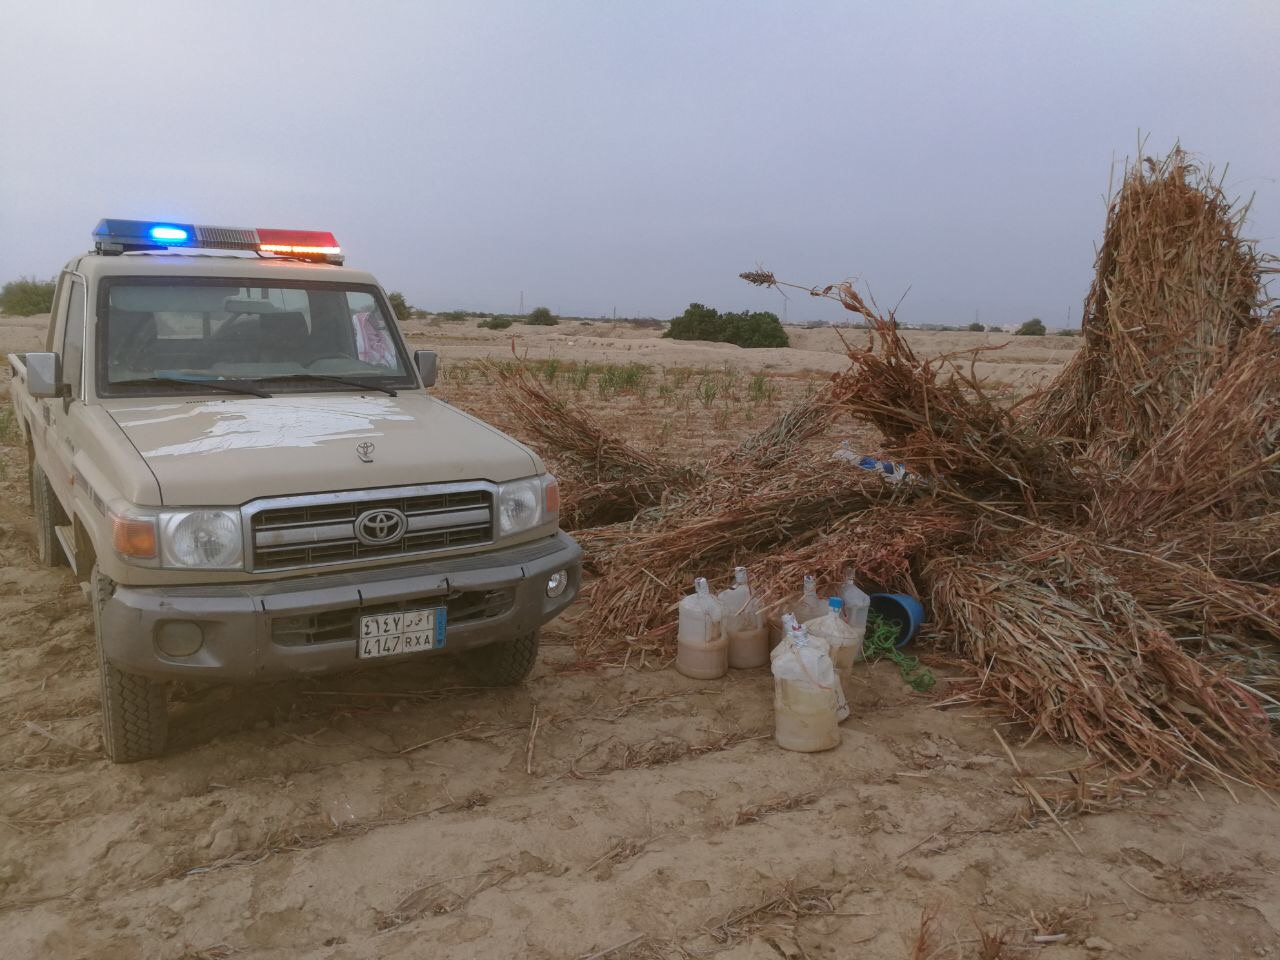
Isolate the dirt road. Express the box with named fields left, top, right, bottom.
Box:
left=2, top=315, right=1278, bottom=959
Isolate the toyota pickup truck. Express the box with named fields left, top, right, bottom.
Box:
left=6, top=218, right=581, bottom=762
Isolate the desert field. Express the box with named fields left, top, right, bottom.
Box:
left=2, top=314, right=1278, bottom=960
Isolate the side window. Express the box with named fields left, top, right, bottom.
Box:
left=44, top=273, right=70, bottom=351
left=62, top=280, right=87, bottom=397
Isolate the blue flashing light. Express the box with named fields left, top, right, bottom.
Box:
left=149, top=225, right=190, bottom=243
left=93, top=218, right=198, bottom=252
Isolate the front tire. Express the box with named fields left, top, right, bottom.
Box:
left=30, top=459, right=67, bottom=567
left=91, top=567, right=168, bottom=762
left=462, top=631, right=540, bottom=686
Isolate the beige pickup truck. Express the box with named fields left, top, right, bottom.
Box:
left=7, top=219, right=581, bottom=762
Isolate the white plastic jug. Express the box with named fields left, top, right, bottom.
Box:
left=676, top=577, right=727, bottom=680
left=771, top=625, right=840, bottom=752
left=837, top=578, right=871, bottom=634
left=776, top=614, right=849, bottom=721
left=805, top=597, right=864, bottom=676
left=795, top=574, right=826, bottom=625
left=718, top=567, right=768, bottom=669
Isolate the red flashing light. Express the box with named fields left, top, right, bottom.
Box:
left=256, top=228, right=342, bottom=257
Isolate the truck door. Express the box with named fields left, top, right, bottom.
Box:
left=42, top=273, right=87, bottom=513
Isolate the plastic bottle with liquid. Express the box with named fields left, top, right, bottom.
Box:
left=805, top=597, right=863, bottom=675
left=837, top=578, right=871, bottom=659
left=676, top=577, right=727, bottom=680
left=771, top=623, right=841, bottom=752
left=794, top=574, right=826, bottom=625
left=718, top=567, right=768, bottom=669
left=773, top=614, right=849, bottom=721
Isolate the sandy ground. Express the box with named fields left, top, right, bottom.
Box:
left=2, top=313, right=1279, bottom=960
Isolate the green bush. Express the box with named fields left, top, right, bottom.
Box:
left=1058, top=328, right=1080, bottom=337
left=0, top=277, right=56, bottom=315
left=387, top=291, right=412, bottom=324
left=1015, top=318, right=1046, bottom=336
left=525, top=306, right=558, bottom=326
left=967, top=321, right=985, bottom=332
left=663, top=303, right=789, bottom=348
left=478, top=316, right=513, bottom=330
left=664, top=303, right=722, bottom=342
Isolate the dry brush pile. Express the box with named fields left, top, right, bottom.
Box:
left=496, top=148, right=1280, bottom=787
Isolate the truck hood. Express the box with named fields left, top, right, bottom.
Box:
left=102, top=393, right=540, bottom=506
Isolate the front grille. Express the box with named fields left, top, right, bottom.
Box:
left=271, top=588, right=515, bottom=647
left=248, top=486, right=493, bottom=571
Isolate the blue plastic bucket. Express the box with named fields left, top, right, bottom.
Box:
left=868, top=593, right=925, bottom=648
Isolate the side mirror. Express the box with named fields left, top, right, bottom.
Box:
left=25, top=352, right=63, bottom=399
left=414, top=349, right=438, bottom=388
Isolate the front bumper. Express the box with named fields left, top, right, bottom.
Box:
left=97, top=532, right=582, bottom=681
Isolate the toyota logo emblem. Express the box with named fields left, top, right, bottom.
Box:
left=356, top=441, right=375, bottom=463
left=355, top=508, right=407, bottom=546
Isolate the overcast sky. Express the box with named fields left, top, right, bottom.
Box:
left=2, top=1, right=1277, bottom=327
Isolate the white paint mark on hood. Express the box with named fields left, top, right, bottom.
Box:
left=116, top=396, right=415, bottom=458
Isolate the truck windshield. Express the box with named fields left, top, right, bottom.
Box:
left=95, top=278, right=416, bottom=397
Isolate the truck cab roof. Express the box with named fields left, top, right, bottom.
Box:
left=67, top=251, right=381, bottom=288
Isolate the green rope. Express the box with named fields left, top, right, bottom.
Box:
left=864, top=610, right=935, bottom=692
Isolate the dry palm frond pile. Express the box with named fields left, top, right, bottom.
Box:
left=494, top=148, right=1280, bottom=785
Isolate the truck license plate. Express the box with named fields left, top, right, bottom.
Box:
left=357, top=607, right=446, bottom=659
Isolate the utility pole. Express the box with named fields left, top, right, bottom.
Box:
left=519, top=290, right=524, bottom=314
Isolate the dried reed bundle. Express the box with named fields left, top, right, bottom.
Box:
left=716, top=377, right=846, bottom=470
left=487, top=363, right=700, bottom=527
left=743, top=273, right=1077, bottom=507
left=925, top=544, right=1278, bottom=783
left=1096, top=324, right=1280, bottom=535
left=1036, top=148, right=1272, bottom=469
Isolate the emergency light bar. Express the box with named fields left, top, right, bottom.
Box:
left=92, top=219, right=344, bottom=265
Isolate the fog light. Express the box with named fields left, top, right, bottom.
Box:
left=546, top=570, right=569, bottom=598
left=157, top=620, right=204, bottom=657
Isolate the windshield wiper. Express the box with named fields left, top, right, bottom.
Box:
left=110, top=376, right=273, bottom=398
left=257, top=373, right=399, bottom=397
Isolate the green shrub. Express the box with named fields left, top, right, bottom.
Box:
left=664, top=303, right=722, bottom=342
left=525, top=306, right=558, bottom=326
left=478, top=316, right=513, bottom=330
left=0, top=277, right=56, bottom=315
left=1058, top=328, right=1080, bottom=337
left=967, top=321, right=985, bottom=332
left=664, top=303, right=789, bottom=348
left=1015, top=318, right=1046, bottom=336
left=387, top=291, right=412, bottom=324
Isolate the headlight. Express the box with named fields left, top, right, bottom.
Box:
left=160, top=510, right=243, bottom=569
left=495, top=475, right=558, bottom=538
left=111, top=506, right=244, bottom=570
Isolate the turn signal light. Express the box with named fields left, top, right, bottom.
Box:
left=112, top=515, right=158, bottom=559
left=544, top=477, right=560, bottom=515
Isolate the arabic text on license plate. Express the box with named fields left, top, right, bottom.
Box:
left=357, top=607, right=445, bottom=659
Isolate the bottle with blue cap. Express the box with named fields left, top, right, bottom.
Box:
left=805, top=595, right=863, bottom=677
